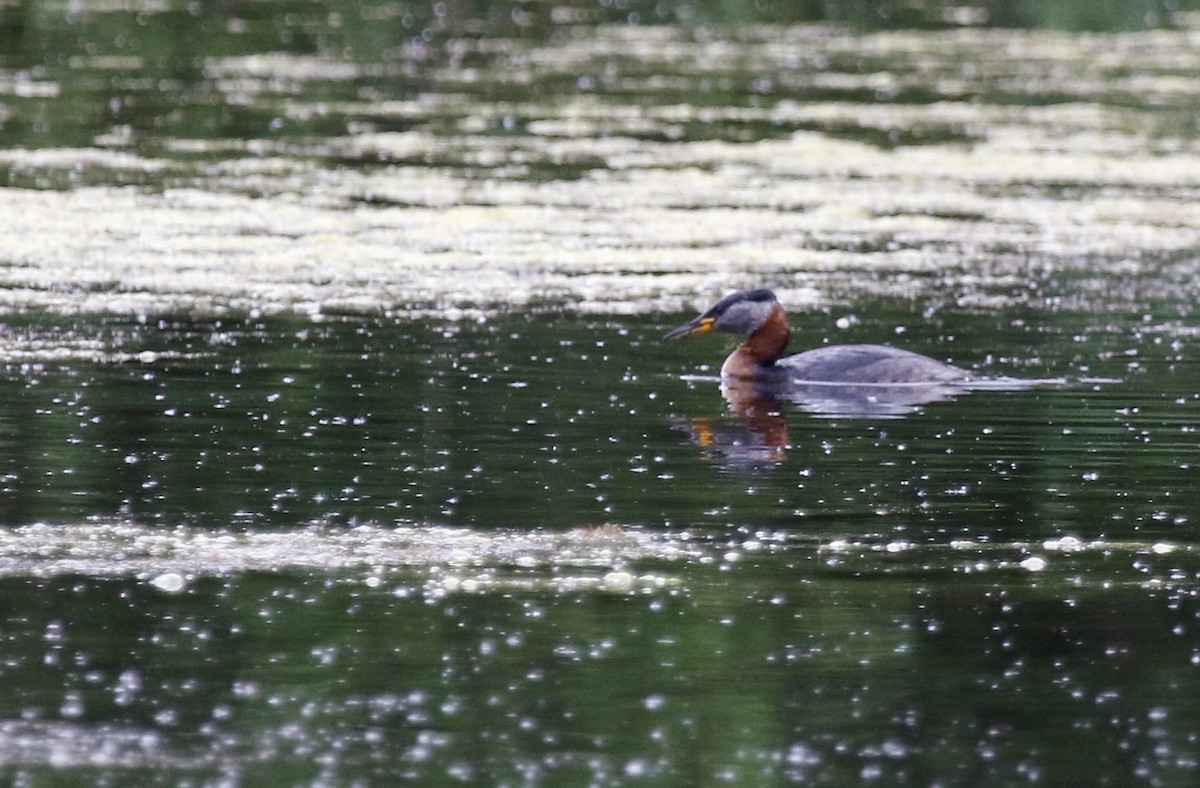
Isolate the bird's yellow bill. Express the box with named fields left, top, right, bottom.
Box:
left=663, top=316, right=714, bottom=340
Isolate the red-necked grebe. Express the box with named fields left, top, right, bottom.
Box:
left=664, top=288, right=970, bottom=384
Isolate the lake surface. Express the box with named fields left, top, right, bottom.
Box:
left=3, top=0, right=1200, bottom=784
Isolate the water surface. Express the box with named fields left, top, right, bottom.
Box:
left=2, top=0, right=1200, bottom=784
left=0, top=306, right=1193, bottom=784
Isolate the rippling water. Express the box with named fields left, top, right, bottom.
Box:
left=3, top=0, right=1200, bottom=783
left=0, top=307, right=1194, bottom=783
left=2, top=307, right=1193, bottom=536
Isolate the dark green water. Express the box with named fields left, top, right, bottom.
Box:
left=4, top=0, right=1200, bottom=783
left=4, top=305, right=1196, bottom=537
left=0, top=306, right=1197, bottom=784
left=10, top=546, right=1200, bottom=785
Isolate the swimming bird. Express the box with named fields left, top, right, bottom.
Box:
left=664, top=288, right=971, bottom=385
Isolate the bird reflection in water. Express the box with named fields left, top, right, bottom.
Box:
left=672, top=373, right=968, bottom=470
left=671, top=379, right=792, bottom=470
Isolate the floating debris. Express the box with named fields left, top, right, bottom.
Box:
left=3, top=25, right=1200, bottom=318
left=0, top=521, right=704, bottom=590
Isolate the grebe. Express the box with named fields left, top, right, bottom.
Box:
left=664, top=288, right=971, bottom=385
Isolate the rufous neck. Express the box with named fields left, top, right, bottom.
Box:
left=744, top=303, right=790, bottom=365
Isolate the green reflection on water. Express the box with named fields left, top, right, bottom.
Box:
left=1, top=540, right=1199, bottom=784
left=0, top=307, right=1195, bottom=542
left=4, top=0, right=1200, bottom=161
left=3, top=0, right=1200, bottom=783
left=0, top=240, right=1194, bottom=785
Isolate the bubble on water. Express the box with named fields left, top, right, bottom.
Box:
left=624, top=757, right=650, bottom=777
left=1019, top=556, right=1047, bottom=572
left=149, top=572, right=187, bottom=593
left=113, top=669, right=143, bottom=706
left=787, top=741, right=823, bottom=767
left=59, top=692, right=85, bottom=719
left=153, top=708, right=178, bottom=727
left=601, top=570, right=634, bottom=591
left=1044, top=535, right=1084, bottom=552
